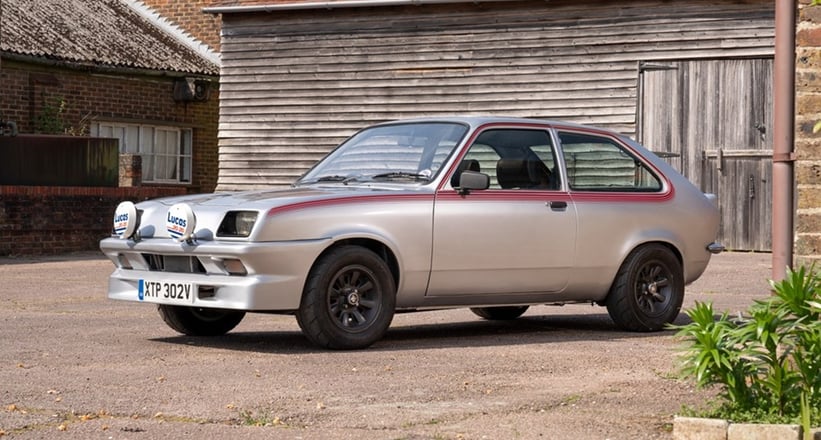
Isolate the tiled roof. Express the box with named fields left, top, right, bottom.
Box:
left=205, top=0, right=502, bottom=13
left=0, top=0, right=219, bottom=75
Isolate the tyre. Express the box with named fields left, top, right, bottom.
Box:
left=296, top=246, right=396, bottom=350
left=605, top=244, right=684, bottom=331
left=158, top=305, right=245, bottom=336
left=470, top=306, right=529, bottom=320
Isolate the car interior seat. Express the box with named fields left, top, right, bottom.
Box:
left=450, top=159, right=481, bottom=188
left=496, top=158, right=553, bottom=189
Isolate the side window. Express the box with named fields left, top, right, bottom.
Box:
left=559, top=132, right=661, bottom=192
left=455, top=129, right=559, bottom=190
left=92, top=122, right=192, bottom=184
left=460, top=143, right=502, bottom=188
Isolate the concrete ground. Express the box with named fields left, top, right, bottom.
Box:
left=0, top=251, right=773, bottom=439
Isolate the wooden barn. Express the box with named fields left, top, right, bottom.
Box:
left=206, top=0, right=775, bottom=252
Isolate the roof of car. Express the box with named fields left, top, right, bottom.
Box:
left=374, top=116, right=618, bottom=134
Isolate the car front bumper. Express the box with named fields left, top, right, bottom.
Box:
left=100, top=237, right=331, bottom=311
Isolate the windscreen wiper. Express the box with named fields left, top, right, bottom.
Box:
left=370, top=171, right=431, bottom=181
left=298, top=175, right=351, bottom=185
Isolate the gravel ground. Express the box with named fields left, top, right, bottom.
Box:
left=0, top=251, right=772, bottom=439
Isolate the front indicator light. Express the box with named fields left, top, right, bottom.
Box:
left=222, top=258, right=247, bottom=276
left=211, top=257, right=247, bottom=276
left=217, top=211, right=258, bottom=237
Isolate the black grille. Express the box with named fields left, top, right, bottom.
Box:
left=142, top=254, right=206, bottom=274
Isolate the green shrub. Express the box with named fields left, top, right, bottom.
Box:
left=673, top=266, right=821, bottom=430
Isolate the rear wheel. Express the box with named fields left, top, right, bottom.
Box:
left=470, top=306, right=529, bottom=320
left=158, top=305, right=245, bottom=336
left=296, top=246, right=396, bottom=350
left=605, top=244, right=683, bottom=331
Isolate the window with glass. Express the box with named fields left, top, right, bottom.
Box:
left=298, top=122, right=468, bottom=185
left=558, top=132, right=661, bottom=191
left=91, top=122, right=192, bottom=184
left=457, top=129, right=558, bottom=190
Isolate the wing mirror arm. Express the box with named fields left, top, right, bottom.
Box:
left=457, top=171, right=490, bottom=196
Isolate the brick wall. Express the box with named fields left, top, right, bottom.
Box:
left=0, top=186, right=186, bottom=256
left=140, top=0, right=222, bottom=51
left=0, top=60, right=219, bottom=256
left=0, top=60, right=219, bottom=193
left=796, top=1, right=821, bottom=266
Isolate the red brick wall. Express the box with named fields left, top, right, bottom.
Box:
left=0, top=186, right=186, bottom=256
left=141, top=0, right=222, bottom=51
left=0, top=60, right=219, bottom=256
left=0, top=60, right=219, bottom=193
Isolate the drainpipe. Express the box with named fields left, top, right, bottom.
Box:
left=772, top=0, right=796, bottom=281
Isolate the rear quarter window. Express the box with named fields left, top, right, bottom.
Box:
left=558, top=132, right=661, bottom=192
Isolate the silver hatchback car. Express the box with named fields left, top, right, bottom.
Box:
left=100, top=117, right=722, bottom=349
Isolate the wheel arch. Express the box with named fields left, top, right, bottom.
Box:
left=620, top=231, right=684, bottom=270
left=604, top=240, right=686, bottom=331
left=296, top=238, right=400, bottom=349
left=618, top=240, right=684, bottom=277
left=642, top=240, right=683, bottom=266
left=600, top=240, right=683, bottom=305
left=308, top=237, right=401, bottom=291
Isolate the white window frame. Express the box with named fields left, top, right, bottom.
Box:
left=91, top=122, right=192, bottom=184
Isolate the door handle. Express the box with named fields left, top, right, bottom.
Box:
left=548, top=201, right=567, bottom=210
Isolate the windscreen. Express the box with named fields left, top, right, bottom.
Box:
left=298, top=122, right=469, bottom=185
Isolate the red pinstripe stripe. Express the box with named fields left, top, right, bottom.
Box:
left=435, top=188, right=674, bottom=203
left=265, top=193, right=434, bottom=217
left=435, top=190, right=572, bottom=202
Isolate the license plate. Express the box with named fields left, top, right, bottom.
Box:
left=138, top=279, right=196, bottom=304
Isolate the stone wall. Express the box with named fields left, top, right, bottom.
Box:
left=796, top=1, right=821, bottom=266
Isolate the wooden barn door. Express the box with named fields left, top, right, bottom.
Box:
left=638, top=58, right=773, bottom=252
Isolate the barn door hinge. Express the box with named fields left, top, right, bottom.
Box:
left=748, top=175, right=756, bottom=200
left=639, top=61, right=679, bottom=73
left=754, top=123, right=766, bottom=141
left=703, top=149, right=776, bottom=176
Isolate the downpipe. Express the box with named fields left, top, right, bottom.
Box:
left=772, top=0, right=796, bottom=281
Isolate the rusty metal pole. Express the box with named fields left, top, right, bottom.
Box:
left=772, top=0, right=796, bottom=281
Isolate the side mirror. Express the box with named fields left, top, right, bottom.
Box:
left=457, top=170, right=490, bottom=195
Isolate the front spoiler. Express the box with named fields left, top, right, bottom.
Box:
left=100, top=237, right=331, bottom=311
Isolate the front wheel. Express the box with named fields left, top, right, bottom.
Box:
left=605, top=244, right=684, bottom=332
left=470, top=306, right=529, bottom=320
left=158, top=305, right=245, bottom=336
left=296, top=246, right=396, bottom=350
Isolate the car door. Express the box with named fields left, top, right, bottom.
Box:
left=427, top=127, right=578, bottom=296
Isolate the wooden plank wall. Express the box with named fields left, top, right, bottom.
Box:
left=217, top=0, right=774, bottom=190
left=640, top=58, right=774, bottom=251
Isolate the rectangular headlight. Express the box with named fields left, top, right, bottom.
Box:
left=217, top=211, right=258, bottom=237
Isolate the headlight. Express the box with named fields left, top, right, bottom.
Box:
left=217, top=211, right=258, bottom=237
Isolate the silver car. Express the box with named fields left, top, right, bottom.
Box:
left=100, top=117, right=723, bottom=349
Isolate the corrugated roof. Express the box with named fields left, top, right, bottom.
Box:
left=0, top=0, right=219, bottom=75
